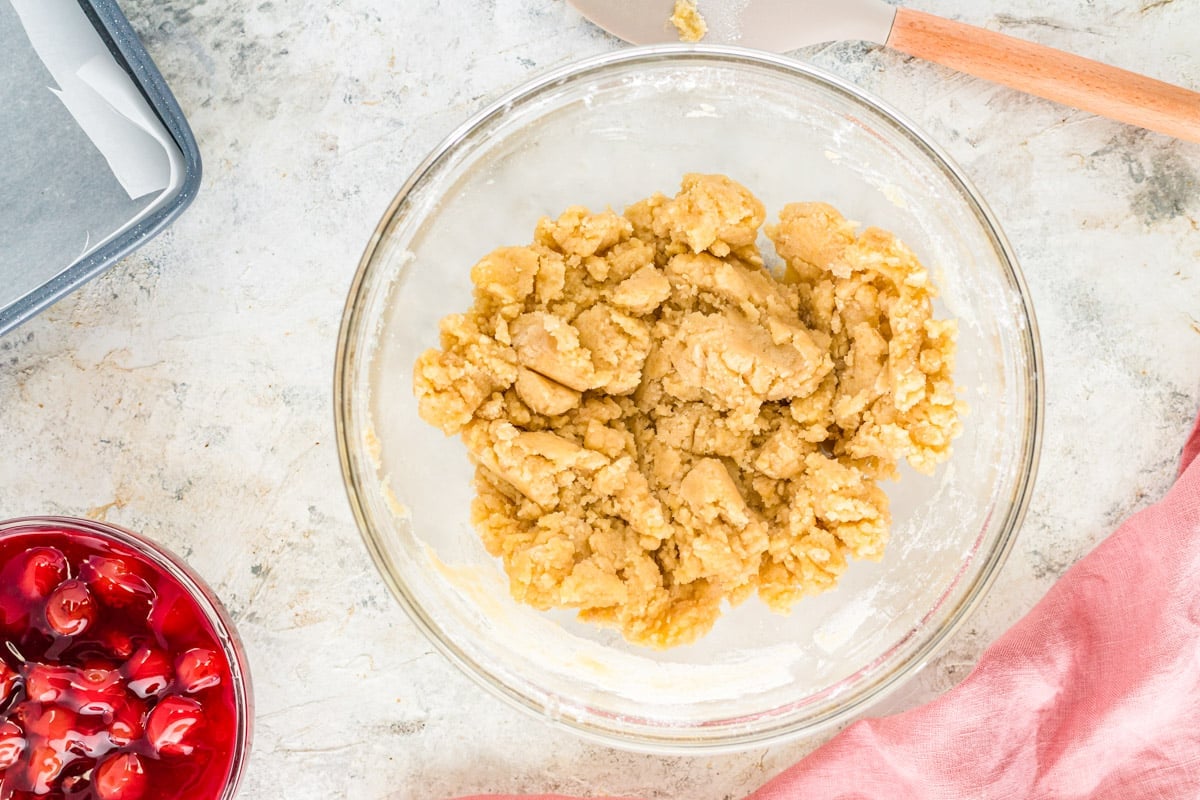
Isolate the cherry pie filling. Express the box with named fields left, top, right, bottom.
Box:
left=0, top=528, right=239, bottom=800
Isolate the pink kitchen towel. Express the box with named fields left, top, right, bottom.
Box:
left=458, top=409, right=1200, bottom=800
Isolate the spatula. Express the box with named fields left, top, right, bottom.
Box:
left=567, top=0, right=1200, bottom=144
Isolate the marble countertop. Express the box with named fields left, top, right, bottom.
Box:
left=2, top=1, right=1199, bottom=797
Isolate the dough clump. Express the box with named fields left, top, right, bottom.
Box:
left=670, top=0, right=707, bottom=42
left=413, top=174, right=962, bottom=648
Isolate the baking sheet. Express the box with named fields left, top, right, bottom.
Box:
left=0, top=0, right=185, bottom=318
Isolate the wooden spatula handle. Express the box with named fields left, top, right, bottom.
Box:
left=887, top=8, right=1200, bottom=144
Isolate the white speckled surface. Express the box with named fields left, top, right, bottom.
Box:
left=2, top=1, right=1199, bottom=798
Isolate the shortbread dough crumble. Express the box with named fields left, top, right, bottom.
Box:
left=670, top=0, right=707, bottom=42
left=413, top=174, right=962, bottom=648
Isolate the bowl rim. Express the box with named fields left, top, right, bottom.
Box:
left=334, top=43, right=1044, bottom=753
left=0, top=515, right=254, bottom=797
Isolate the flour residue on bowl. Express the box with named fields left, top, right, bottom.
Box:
left=423, top=542, right=802, bottom=705
left=685, top=103, right=720, bottom=119
left=812, top=589, right=879, bottom=654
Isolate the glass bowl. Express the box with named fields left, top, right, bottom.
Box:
left=0, top=516, right=253, bottom=798
left=335, top=46, right=1042, bottom=752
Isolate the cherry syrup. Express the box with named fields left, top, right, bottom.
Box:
left=0, top=526, right=242, bottom=800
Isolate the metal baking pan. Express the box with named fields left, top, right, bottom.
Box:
left=0, top=0, right=201, bottom=337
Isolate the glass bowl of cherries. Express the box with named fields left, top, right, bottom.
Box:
left=0, top=517, right=251, bottom=800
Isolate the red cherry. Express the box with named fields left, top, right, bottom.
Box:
left=11, top=547, right=69, bottom=600
left=14, top=703, right=77, bottom=743
left=22, top=664, right=123, bottom=717
left=68, top=666, right=124, bottom=716
left=121, top=646, right=173, bottom=699
left=145, top=695, right=203, bottom=757
left=96, top=628, right=137, bottom=660
left=147, top=595, right=196, bottom=645
left=15, top=743, right=64, bottom=794
left=0, top=661, right=17, bottom=708
left=23, top=663, right=75, bottom=704
left=0, top=720, right=25, bottom=770
left=61, top=714, right=109, bottom=759
left=175, top=648, right=222, bottom=694
left=79, top=557, right=155, bottom=611
left=108, top=697, right=148, bottom=747
left=44, top=580, right=97, bottom=636
left=94, top=752, right=146, bottom=800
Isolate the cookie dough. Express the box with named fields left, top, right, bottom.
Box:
left=670, top=0, right=707, bottom=43
left=413, top=174, right=962, bottom=648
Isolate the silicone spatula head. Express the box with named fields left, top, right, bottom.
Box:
left=567, top=0, right=897, bottom=53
